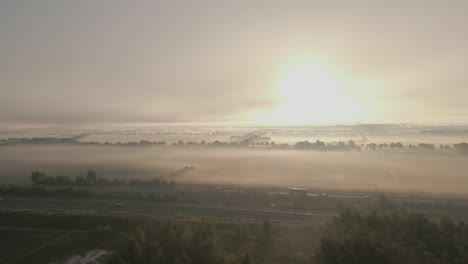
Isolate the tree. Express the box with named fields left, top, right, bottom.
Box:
left=454, top=142, right=468, bottom=152
left=86, top=170, right=97, bottom=182
left=190, top=223, right=219, bottom=263
left=390, top=142, right=404, bottom=149
left=96, top=224, right=113, bottom=234
left=31, top=171, right=46, bottom=184
left=125, top=236, right=143, bottom=261
left=263, top=220, right=272, bottom=249
left=418, top=143, right=435, bottom=150
left=145, top=240, right=163, bottom=263
left=75, top=176, right=90, bottom=185
left=135, top=227, right=146, bottom=245
left=233, top=224, right=250, bottom=249
left=313, top=210, right=468, bottom=264
left=174, top=253, right=193, bottom=264
left=241, top=252, right=254, bottom=264
left=107, top=253, right=128, bottom=264
left=366, top=143, right=378, bottom=150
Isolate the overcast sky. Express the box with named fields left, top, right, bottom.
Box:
left=1, top=0, right=468, bottom=126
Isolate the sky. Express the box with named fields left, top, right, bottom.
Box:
left=1, top=0, right=468, bottom=127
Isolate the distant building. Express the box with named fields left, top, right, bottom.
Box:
left=288, top=187, right=308, bottom=196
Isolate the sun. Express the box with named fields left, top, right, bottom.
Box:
left=255, top=60, right=363, bottom=124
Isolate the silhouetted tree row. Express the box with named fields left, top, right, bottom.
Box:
left=314, top=210, right=468, bottom=264
left=169, top=166, right=195, bottom=178
left=454, top=142, right=468, bottom=153
left=293, top=140, right=362, bottom=151
left=2, top=137, right=468, bottom=154
left=0, top=137, right=167, bottom=146
left=107, top=209, right=468, bottom=264
left=109, top=220, right=274, bottom=264
left=365, top=142, right=452, bottom=151
left=30, top=170, right=175, bottom=187
left=230, top=133, right=271, bottom=146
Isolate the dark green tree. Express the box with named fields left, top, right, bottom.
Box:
left=86, top=170, right=97, bottom=182
left=262, top=220, right=272, bottom=249
left=174, top=253, right=193, bottom=264
left=30, top=171, right=46, bottom=184
left=241, top=252, right=254, bottom=264
left=125, top=236, right=143, bottom=263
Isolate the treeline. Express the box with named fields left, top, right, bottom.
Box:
left=106, top=210, right=468, bottom=264
left=295, top=140, right=468, bottom=152
left=108, top=220, right=274, bottom=264
left=111, top=211, right=468, bottom=264
left=0, top=137, right=166, bottom=146
left=314, top=210, right=468, bottom=264
left=4, top=202, right=468, bottom=263
left=30, top=170, right=176, bottom=187
left=1, top=209, right=310, bottom=264
left=2, top=136, right=468, bottom=153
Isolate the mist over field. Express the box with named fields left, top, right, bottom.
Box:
left=4, top=1, right=468, bottom=263
left=1, top=142, right=468, bottom=195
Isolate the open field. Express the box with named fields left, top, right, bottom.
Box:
left=1, top=144, right=468, bottom=195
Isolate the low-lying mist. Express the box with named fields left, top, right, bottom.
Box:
left=1, top=144, right=468, bottom=195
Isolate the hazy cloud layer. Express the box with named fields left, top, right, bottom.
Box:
left=1, top=1, right=468, bottom=125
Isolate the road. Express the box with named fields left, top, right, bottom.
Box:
left=1, top=197, right=338, bottom=222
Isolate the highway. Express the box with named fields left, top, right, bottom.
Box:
left=1, top=197, right=338, bottom=222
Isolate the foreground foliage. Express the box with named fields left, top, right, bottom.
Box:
left=315, top=210, right=468, bottom=264
left=108, top=210, right=468, bottom=264
left=3, top=202, right=468, bottom=263
left=109, top=221, right=274, bottom=264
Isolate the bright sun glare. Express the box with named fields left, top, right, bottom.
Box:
left=257, top=61, right=363, bottom=124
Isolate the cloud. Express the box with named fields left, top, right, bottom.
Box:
left=1, top=0, right=468, bottom=125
